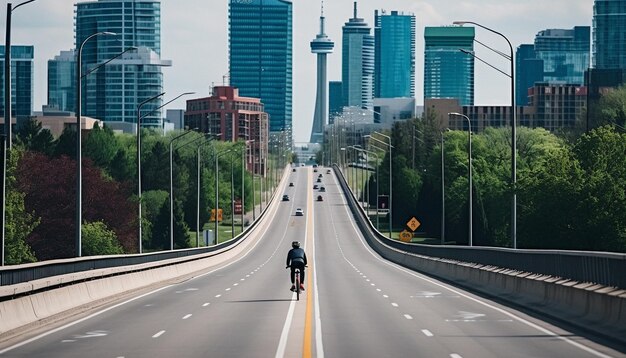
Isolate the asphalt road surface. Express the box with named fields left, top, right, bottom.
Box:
left=0, top=167, right=623, bottom=357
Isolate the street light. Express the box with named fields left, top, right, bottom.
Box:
left=214, top=149, right=231, bottom=245
left=449, top=113, right=473, bottom=246
left=440, top=129, right=450, bottom=245
left=454, top=20, right=517, bottom=248
left=76, top=31, right=116, bottom=257
left=365, top=133, right=393, bottom=239
left=168, top=129, right=196, bottom=250
left=137, top=92, right=166, bottom=253
left=5, top=0, right=36, bottom=149
left=350, top=146, right=379, bottom=229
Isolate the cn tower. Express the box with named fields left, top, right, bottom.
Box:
left=309, top=1, right=334, bottom=143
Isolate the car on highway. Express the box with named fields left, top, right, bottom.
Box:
left=289, top=182, right=294, bottom=187
left=316, top=178, right=322, bottom=183
left=319, top=186, right=326, bottom=192
left=326, top=169, right=331, bottom=174
left=313, top=169, right=318, bottom=173
left=292, top=168, right=296, bottom=172
left=318, top=174, right=323, bottom=178
left=313, top=184, right=319, bottom=190
left=317, top=195, right=323, bottom=201
left=282, top=194, right=290, bottom=201
left=295, top=208, right=303, bottom=216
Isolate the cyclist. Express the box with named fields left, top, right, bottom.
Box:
left=286, top=241, right=307, bottom=292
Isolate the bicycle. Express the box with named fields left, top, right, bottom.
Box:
left=286, top=265, right=307, bottom=301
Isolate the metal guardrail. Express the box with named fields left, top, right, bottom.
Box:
left=334, top=164, right=626, bottom=289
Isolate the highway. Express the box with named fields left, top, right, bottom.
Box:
left=0, top=167, right=624, bottom=357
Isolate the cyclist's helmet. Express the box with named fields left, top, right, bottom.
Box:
left=292, top=241, right=300, bottom=248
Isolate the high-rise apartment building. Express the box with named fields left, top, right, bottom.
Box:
left=516, top=27, right=590, bottom=105
left=424, top=26, right=475, bottom=106
left=0, top=45, right=34, bottom=119
left=374, top=10, right=415, bottom=98
left=593, top=0, right=626, bottom=69
left=342, top=2, right=374, bottom=110
left=48, top=50, right=76, bottom=113
left=229, top=0, right=293, bottom=142
left=75, top=0, right=171, bottom=127
left=309, top=2, right=334, bottom=144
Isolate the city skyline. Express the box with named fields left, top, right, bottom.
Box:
left=4, top=0, right=591, bottom=142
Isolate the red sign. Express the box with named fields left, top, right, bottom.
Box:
left=234, top=199, right=243, bottom=215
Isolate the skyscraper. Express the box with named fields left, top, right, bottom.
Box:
left=309, top=2, right=334, bottom=144
left=229, top=0, right=293, bottom=141
left=374, top=10, right=415, bottom=98
left=328, top=81, right=343, bottom=125
left=48, top=50, right=76, bottom=113
left=75, top=0, right=171, bottom=127
left=424, top=26, right=475, bottom=106
left=593, top=0, right=626, bottom=69
left=516, top=27, right=590, bottom=106
left=342, top=2, right=374, bottom=110
left=0, top=45, right=34, bottom=119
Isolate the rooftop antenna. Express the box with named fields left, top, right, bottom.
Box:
left=353, top=1, right=357, bottom=19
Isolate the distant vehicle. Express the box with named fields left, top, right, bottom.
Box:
left=282, top=194, right=290, bottom=201
left=292, top=168, right=296, bottom=172
left=289, top=182, right=294, bottom=187
left=295, top=208, right=304, bottom=216
left=316, top=178, right=322, bottom=183
left=313, top=184, right=319, bottom=190
left=326, top=169, right=331, bottom=174
left=313, top=169, right=318, bottom=173
left=317, top=195, right=323, bottom=201
left=319, top=186, right=326, bottom=192
left=318, top=174, right=323, bottom=178
left=313, top=164, right=318, bottom=168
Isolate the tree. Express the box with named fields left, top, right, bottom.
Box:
left=598, top=85, right=626, bottom=127
left=82, top=221, right=124, bottom=256
left=84, top=123, right=120, bottom=169
left=152, top=199, right=191, bottom=250
left=16, top=117, right=55, bottom=155
left=54, top=127, right=76, bottom=159
left=4, top=148, right=38, bottom=264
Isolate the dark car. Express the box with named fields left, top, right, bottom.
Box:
left=317, top=195, right=323, bottom=201
left=313, top=169, right=318, bottom=173
left=313, top=184, right=319, bottom=190
left=282, top=194, right=290, bottom=201
left=317, top=178, right=322, bottom=183
left=326, top=169, right=331, bottom=174
left=318, top=174, right=323, bottom=178
left=319, top=186, right=326, bottom=192
left=292, top=168, right=296, bottom=172
left=289, top=182, right=294, bottom=187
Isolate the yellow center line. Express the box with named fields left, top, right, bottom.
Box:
left=303, top=169, right=314, bottom=358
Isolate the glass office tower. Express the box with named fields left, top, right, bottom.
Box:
left=593, top=0, right=626, bottom=69
left=48, top=50, right=77, bottom=113
left=75, top=0, right=171, bottom=127
left=516, top=27, right=590, bottom=106
left=424, top=26, right=475, bottom=106
left=342, top=2, right=374, bottom=110
left=229, top=0, right=293, bottom=139
left=374, top=10, right=415, bottom=98
left=0, top=45, right=34, bottom=119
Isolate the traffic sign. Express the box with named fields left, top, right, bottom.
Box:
left=399, top=230, right=413, bottom=242
left=406, top=217, right=421, bottom=232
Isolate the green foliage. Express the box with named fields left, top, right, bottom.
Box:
left=598, top=85, right=626, bottom=127
left=53, top=127, right=77, bottom=158
left=84, top=124, right=120, bottom=169
left=16, top=118, right=55, bottom=155
left=82, top=221, right=124, bottom=256
left=4, top=148, right=38, bottom=264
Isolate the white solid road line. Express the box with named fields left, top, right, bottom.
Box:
left=152, top=330, right=165, bottom=338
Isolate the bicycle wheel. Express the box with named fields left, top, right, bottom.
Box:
left=295, top=270, right=300, bottom=301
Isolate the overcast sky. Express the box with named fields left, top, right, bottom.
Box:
left=4, top=0, right=592, bottom=142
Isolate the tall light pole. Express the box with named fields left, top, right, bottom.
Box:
left=214, top=149, right=231, bottom=245
left=450, top=113, right=473, bottom=246
left=454, top=20, right=516, bottom=248
left=168, top=129, right=196, bottom=250
left=5, top=0, right=36, bottom=149
left=75, top=31, right=116, bottom=257
left=366, top=133, right=393, bottom=239
left=137, top=92, right=166, bottom=253
left=440, top=129, right=450, bottom=245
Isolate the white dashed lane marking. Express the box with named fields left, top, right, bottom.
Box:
left=182, top=314, right=192, bottom=320
left=152, top=330, right=165, bottom=338
left=421, top=329, right=434, bottom=337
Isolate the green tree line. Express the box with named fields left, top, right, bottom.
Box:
left=5, top=123, right=257, bottom=264
left=353, top=88, right=626, bottom=252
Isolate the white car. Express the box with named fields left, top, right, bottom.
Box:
left=295, top=208, right=304, bottom=216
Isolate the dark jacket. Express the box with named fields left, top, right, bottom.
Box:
left=286, top=248, right=307, bottom=267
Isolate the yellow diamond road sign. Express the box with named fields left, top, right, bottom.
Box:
left=407, top=217, right=421, bottom=232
